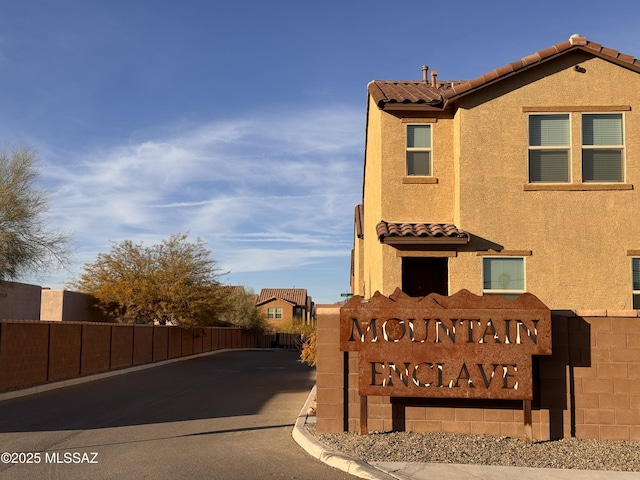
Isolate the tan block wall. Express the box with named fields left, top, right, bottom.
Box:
left=81, top=324, right=112, bottom=376
left=168, top=327, right=182, bottom=358
left=572, top=315, right=640, bottom=441
left=133, top=326, right=153, bottom=365
left=110, top=325, right=134, bottom=369
left=193, top=328, right=204, bottom=354
left=181, top=329, right=194, bottom=356
left=0, top=321, right=290, bottom=393
left=202, top=328, right=212, bottom=352
left=0, top=322, right=49, bottom=390
left=153, top=327, right=169, bottom=361
left=315, top=305, right=345, bottom=433
left=48, top=323, right=82, bottom=382
left=317, top=309, right=640, bottom=441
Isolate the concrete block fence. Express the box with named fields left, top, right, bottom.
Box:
left=315, top=306, right=640, bottom=442
left=0, top=319, right=296, bottom=392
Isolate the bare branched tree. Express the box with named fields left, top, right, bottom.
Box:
left=0, top=147, right=71, bottom=282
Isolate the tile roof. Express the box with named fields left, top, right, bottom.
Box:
left=376, top=221, right=469, bottom=244
left=220, top=285, right=246, bottom=296
left=368, top=80, right=445, bottom=109
left=256, top=288, right=308, bottom=307
left=369, top=34, right=640, bottom=110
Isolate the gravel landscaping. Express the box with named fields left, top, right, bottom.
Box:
left=308, top=425, right=640, bottom=472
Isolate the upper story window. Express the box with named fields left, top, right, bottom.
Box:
left=527, top=111, right=625, bottom=184
left=633, top=258, right=640, bottom=309
left=267, top=307, right=282, bottom=319
left=406, top=124, right=432, bottom=176
left=582, top=113, right=624, bottom=182
left=528, top=114, right=570, bottom=183
left=482, top=257, right=525, bottom=300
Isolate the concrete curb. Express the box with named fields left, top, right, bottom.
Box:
left=292, top=387, right=640, bottom=480
left=292, top=385, right=397, bottom=480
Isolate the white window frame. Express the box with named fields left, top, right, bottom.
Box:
left=406, top=124, right=432, bottom=176
left=267, top=307, right=283, bottom=319
left=581, top=112, right=625, bottom=183
left=528, top=113, right=571, bottom=183
left=482, top=256, right=526, bottom=298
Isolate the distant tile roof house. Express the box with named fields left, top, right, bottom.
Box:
left=256, top=288, right=314, bottom=331
left=353, top=34, right=640, bottom=311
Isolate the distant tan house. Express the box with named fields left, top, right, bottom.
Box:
left=0, top=282, right=107, bottom=322
left=256, top=288, right=313, bottom=331
left=41, top=289, right=110, bottom=322
left=353, top=34, right=640, bottom=311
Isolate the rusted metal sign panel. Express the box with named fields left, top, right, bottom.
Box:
left=340, top=289, right=552, bottom=400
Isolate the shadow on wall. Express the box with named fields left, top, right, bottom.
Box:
left=388, top=314, right=591, bottom=440
left=536, top=313, right=591, bottom=440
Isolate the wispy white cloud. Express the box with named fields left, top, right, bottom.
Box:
left=34, top=104, right=363, bottom=300
left=219, top=247, right=351, bottom=274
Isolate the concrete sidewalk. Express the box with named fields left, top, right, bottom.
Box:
left=292, top=386, right=640, bottom=480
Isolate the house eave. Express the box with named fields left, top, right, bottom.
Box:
left=381, top=237, right=470, bottom=246
left=381, top=103, right=444, bottom=112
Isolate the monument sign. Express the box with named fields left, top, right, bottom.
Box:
left=340, top=289, right=552, bottom=401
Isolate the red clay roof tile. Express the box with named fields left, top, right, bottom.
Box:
left=367, top=80, right=444, bottom=108
left=257, top=288, right=308, bottom=307
left=369, top=35, right=640, bottom=109
left=619, top=53, right=635, bottom=64
left=376, top=221, right=469, bottom=242
left=521, top=52, right=541, bottom=66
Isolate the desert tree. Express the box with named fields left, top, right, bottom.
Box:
left=71, top=233, right=228, bottom=326
left=0, top=146, right=71, bottom=282
left=218, top=286, right=267, bottom=331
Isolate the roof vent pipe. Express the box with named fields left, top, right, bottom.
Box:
left=431, top=70, right=438, bottom=87
left=422, top=65, right=429, bottom=83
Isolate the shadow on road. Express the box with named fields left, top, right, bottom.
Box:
left=0, top=349, right=313, bottom=433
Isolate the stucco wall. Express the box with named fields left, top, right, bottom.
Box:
left=0, top=282, right=42, bottom=321
left=357, top=51, right=640, bottom=311
left=41, top=289, right=109, bottom=322
left=361, top=96, right=385, bottom=298
left=452, top=53, right=640, bottom=310
left=258, top=298, right=296, bottom=331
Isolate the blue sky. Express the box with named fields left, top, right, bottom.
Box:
left=1, top=1, right=638, bottom=304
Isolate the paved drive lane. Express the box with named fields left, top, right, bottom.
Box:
left=0, top=349, right=352, bottom=479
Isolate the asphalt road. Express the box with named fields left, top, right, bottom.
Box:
left=0, top=349, right=352, bottom=479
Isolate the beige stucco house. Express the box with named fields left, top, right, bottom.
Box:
left=353, top=34, right=640, bottom=311
left=256, top=288, right=313, bottom=331
left=0, top=282, right=108, bottom=322
left=0, top=281, right=42, bottom=320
